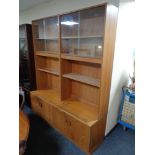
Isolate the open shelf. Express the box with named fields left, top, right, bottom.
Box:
left=63, top=73, right=100, bottom=87
left=19, top=38, right=26, bottom=40
left=61, top=54, right=102, bottom=64
left=37, top=68, right=59, bottom=76
left=62, top=35, right=103, bottom=39
left=35, top=37, right=58, bottom=40
left=36, top=51, right=59, bottom=58
left=31, top=89, right=61, bottom=105
left=60, top=98, right=98, bottom=125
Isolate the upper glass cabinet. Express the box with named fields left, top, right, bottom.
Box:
left=61, top=6, right=105, bottom=58
left=32, top=16, right=59, bottom=53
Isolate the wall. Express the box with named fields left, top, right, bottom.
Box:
left=19, top=0, right=119, bottom=24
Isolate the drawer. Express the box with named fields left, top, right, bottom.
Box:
left=31, top=95, right=49, bottom=122
left=64, top=114, right=90, bottom=151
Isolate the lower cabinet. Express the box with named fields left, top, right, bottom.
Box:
left=30, top=94, right=103, bottom=154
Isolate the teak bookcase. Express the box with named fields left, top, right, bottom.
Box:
left=31, top=3, right=118, bottom=154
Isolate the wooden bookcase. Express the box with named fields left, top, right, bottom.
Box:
left=31, top=3, right=118, bottom=154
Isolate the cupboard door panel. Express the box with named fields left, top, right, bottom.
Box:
left=31, top=95, right=49, bottom=122
left=64, top=114, right=90, bottom=151
left=52, top=107, right=65, bottom=134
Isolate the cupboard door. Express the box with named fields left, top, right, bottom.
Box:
left=52, top=106, right=65, bottom=134
left=31, top=95, right=49, bottom=122
left=31, top=95, right=41, bottom=114
left=64, top=114, right=90, bottom=151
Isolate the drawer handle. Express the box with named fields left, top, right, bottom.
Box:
left=36, top=97, right=43, bottom=108
left=36, top=102, right=42, bottom=108
left=39, top=102, right=42, bottom=107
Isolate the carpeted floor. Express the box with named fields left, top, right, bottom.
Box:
left=23, top=106, right=135, bottom=155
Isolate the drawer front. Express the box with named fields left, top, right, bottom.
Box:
left=64, top=114, right=90, bottom=151
left=31, top=95, right=49, bottom=122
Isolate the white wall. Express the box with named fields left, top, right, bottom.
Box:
left=19, top=0, right=119, bottom=24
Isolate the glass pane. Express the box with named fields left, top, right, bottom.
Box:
left=79, top=6, right=105, bottom=58
left=19, top=25, right=26, bottom=39
left=61, top=6, right=105, bottom=58
left=44, top=17, right=59, bottom=53
left=19, top=26, right=30, bottom=89
left=61, top=12, right=79, bottom=55
left=79, top=38, right=103, bottom=58
left=32, top=19, right=46, bottom=51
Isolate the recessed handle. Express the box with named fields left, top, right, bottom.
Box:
left=39, top=102, right=42, bottom=107
left=66, top=119, right=71, bottom=126
left=36, top=97, right=43, bottom=108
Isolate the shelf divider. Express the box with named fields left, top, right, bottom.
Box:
left=61, top=54, right=102, bottom=64
left=35, top=37, right=59, bottom=40
left=37, top=68, right=59, bottom=76
left=35, top=51, right=59, bottom=58
left=62, top=35, right=103, bottom=39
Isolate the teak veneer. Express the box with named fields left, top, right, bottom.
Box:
left=31, top=3, right=118, bottom=154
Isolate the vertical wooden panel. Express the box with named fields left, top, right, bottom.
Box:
left=89, top=119, right=104, bottom=152
left=58, top=15, right=61, bottom=96
left=61, top=59, right=72, bottom=100
left=99, top=5, right=118, bottom=124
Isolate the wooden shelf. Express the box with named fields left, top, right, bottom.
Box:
left=35, top=37, right=58, bottom=40
left=61, top=54, right=102, bottom=64
left=63, top=73, right=100, bottom=87
left=31, top=89, right=61, bottom=105
left=62, top=35, right=103, bottom=39
left=19, top=38, right=26, bottom=40
left=60, top=98, right=98, bottom=126
left=35, top=51, right=59, bottom=58
left=37, top=68, right=59, bottom=76
left=35, top=36, right=102, bottom=40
